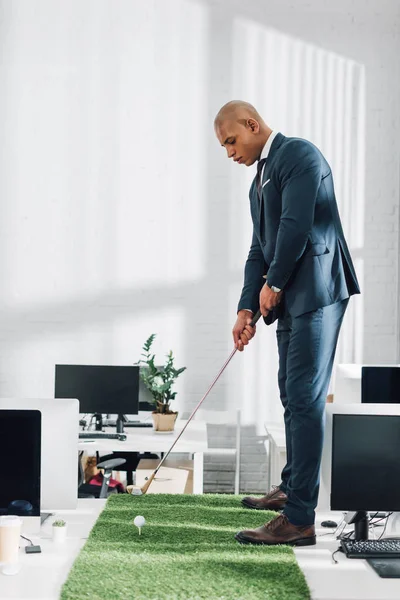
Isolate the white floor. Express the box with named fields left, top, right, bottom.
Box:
left=296, top=512, right=400, bottom=600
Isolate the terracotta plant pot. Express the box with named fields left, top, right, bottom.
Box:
left=152, top=411, right=178, bottom=432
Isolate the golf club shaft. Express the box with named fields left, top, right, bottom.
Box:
left=151, top=309, right=262, bottom=477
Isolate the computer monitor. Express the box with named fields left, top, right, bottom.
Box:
left=331, top=412, right=400, bottom=539
left=334, top=363, right=400, bottom=405
left=318, top=403, right=400, bottom=514
left=0, top=410, right=41, bottom=526
left=54, top=365, right=139, bottom=429
left=0, top=398, right=78, bottom=516
left=362, top=366, right=400, bottom=403
left=331, top=413, right=400, bottom=511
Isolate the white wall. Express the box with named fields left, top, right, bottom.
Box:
left=0, top=0, right=399, bottom=492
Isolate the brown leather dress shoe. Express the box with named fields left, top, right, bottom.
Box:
left=241, top=485, right=288, bottom=511
left=235, top=513, right=316, bottom=546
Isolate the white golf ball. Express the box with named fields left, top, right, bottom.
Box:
left=134, top=515, right=146, bottom=528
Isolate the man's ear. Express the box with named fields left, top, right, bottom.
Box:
left=247, top=118, right=259, bottom=133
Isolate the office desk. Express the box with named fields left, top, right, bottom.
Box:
left=78, top=420, right=208, bottom=493
left=0, top=500, right=105, bottom=600
left=295, top=511, right=400, bottom=600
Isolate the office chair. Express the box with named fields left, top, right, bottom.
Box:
left=78, top=456, right=127, bottom=499
left=96, top=452, right=141, bottom=486
left=194, top=408, right=241, bottom=494
left=96, top=451, right=160, bottom=486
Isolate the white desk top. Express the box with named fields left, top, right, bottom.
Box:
left=296, top=512, right=400, bottom=600
left=78, top=419, right=208, bottom=453
left=0, top=500, right=105, bottom=600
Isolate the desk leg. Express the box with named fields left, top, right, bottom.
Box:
left=193, top=452, right=204, bottom=494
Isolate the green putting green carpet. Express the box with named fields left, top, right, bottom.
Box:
left=61, top=494, right=311, bottom=600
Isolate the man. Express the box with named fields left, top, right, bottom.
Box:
left=214, top=101, right=360, bottom=547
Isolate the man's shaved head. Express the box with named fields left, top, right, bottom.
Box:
left=214, top=100, right=272, bottom=167
left=214, top=100, right=264, bottom=129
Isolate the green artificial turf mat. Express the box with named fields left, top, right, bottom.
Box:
left=61, top=494, right=311, bottom=600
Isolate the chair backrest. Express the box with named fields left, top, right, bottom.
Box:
left=194, top=408, right=241, bottom=426
left=194, top=408, right=241, bottom=451
left=195, top=408, right=241, bottom=493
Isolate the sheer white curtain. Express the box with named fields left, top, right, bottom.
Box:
left=227, top=18, right=365, bottom=429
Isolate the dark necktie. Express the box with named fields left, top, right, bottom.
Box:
left=256, top=158, right=268, bottom=243
left=256, top=158, right=267, bottom=199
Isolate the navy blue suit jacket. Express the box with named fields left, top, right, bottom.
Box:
left=237, top=133, right=360, bottom=322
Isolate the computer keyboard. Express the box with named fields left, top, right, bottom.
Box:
left=79, top=431, right=127, bottom=441
left=106, top=420, right=153, bottom=428
left=341, top=538, right=400, bottom=559
left=121, top=421, right=153, bottom=428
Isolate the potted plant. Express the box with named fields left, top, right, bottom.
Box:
left=137, top=334, right=186, bottom=432
left=52, top=519, right=67, bottom=543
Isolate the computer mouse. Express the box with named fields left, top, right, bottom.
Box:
left=321, top=520, right=338, bottom=528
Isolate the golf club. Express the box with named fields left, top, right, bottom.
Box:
left=132, top=309, right=262, bottom=495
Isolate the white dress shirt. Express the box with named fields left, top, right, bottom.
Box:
left=258, top=129, right=279, bottom=182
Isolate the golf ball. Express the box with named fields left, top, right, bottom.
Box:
left=134, top=515, right=146, bottom=528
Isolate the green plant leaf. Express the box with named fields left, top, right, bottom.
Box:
left=136, top=335, right=186, bottom=412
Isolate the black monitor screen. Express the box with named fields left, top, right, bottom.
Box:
left=331, top=414, right=400, bottom=511
left=362, top=367, right=400, bottom=403
left=55, top=365, right=139, bottom=415
left=0, top=410, right=41, bottom=516
left=136, top=364, right=159, bottom=412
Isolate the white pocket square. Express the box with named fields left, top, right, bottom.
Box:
left=262, top=178, right=271, bottom=188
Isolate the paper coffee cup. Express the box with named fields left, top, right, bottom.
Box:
left=0, top=516, right=22, bottom=575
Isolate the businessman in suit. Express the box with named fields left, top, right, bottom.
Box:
left=214, top=101, right=360, bottom=546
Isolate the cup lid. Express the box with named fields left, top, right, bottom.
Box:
left=0, top=515, right=22, bottom=527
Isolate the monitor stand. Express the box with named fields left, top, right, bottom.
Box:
left=116, top=413, right=127, bottom=433
left=345, top=510, right=369, bottom=540
left=20, top=515, right=41, bottom=536
left=21, top=513, right=54, bottom=536
left=94, top=413, right=103, bottom=431
left=40, top=512, right=53, bottom=525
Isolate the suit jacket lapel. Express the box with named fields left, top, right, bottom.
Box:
left=250, top=133, right=286, bottom=238
left=257, top=133, right=286, bottom=235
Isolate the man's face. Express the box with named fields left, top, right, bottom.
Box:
left=215, top=118, right=260, bottom=166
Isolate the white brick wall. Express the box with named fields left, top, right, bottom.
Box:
left=0, top=0, right=398, bottom=494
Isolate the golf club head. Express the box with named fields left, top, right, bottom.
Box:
left=140, top=470, right=157, bottom=494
